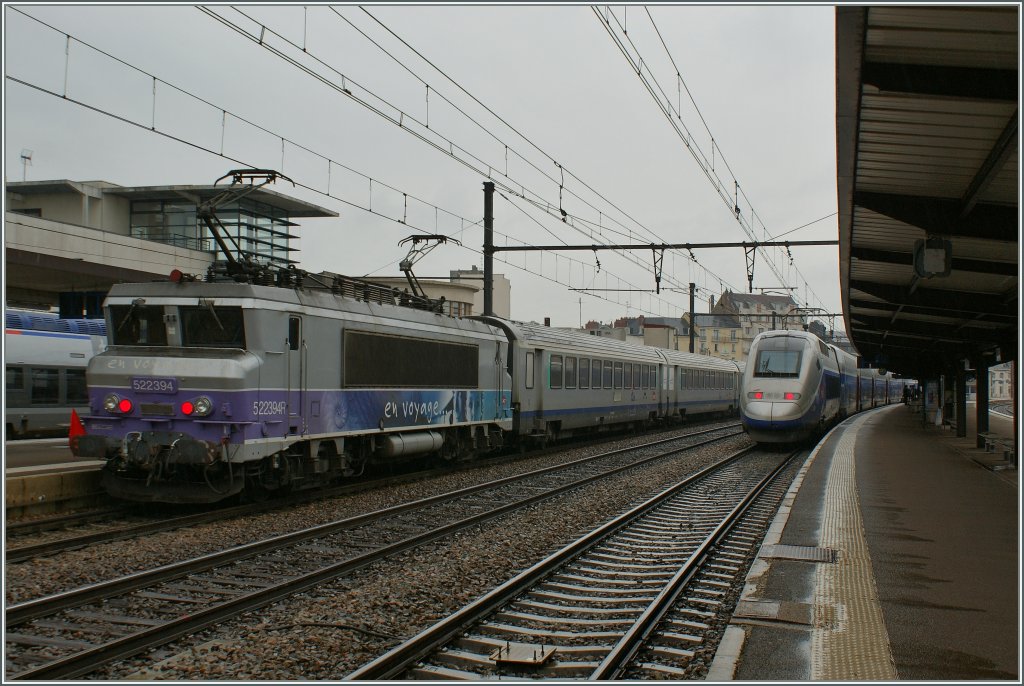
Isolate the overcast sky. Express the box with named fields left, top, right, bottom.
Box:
left=4, top=3, right=841, bottom=330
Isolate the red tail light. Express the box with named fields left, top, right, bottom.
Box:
left=181, top=401, right=195, bottom=416
left=117, top=398, right=134, bottom=413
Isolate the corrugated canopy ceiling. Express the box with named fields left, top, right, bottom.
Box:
left=836, top=6, right=1019, bottom=380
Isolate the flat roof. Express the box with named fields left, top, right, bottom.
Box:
left=6, top=180, right=339, bottom=218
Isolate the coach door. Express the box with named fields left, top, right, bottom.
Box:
left=287, top=315, right=306, bottom=435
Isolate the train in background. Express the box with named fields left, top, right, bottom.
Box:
left=739, top=329, right=907, bottom=444
left=4, top=310, right=107, bottom=438
left=70, top=274, right=743, bottom=504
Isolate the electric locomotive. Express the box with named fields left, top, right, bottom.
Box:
left=72, top=275, right=514, bottom=503
left=739, top=330, right=855, bottom=443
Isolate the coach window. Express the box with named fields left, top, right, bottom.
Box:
left=613, top=361, right=623, bottom=389
left=603, top=360, right=613, bottom=388
left=623, top=363, right=632, bottom=389
left=550, top=355, right=563, bottom=389
left=640, top=365, right=647, bottom=389
left=633, top=364, right=641, bottom=389
left=565, top=357, right=577, bottom=389
left=525, top=352, right=535, bottom=389
left=66, top=369, right=88, bottom=403
left=579, top=358, right=590, bottom=389
left=29, top=368, right=59, bottom=405
left=7, top=367, right=23, bottom=390
left=651, top=366, right=658, bottom=389
left=679, top=369, right=686, bottom=389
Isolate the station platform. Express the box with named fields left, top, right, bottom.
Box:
left=709, top=402, right=1019, bottom=681
left=5, top=459, right=107, bottom=518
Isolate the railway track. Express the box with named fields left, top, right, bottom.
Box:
left=345, top=446, right=802, bottom=680
left=5, top=421, right=742, bottom=563
left=4, top=424, right=744, bottom=680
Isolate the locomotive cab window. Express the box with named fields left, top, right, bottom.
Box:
left=110, top=303, right=168, bottom=346
left=288, top=317, right=300, bottom=351
left=180, top=306, right=246, bottom=348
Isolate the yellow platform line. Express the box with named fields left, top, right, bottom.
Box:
left=812, top=411, right=897, bottom=680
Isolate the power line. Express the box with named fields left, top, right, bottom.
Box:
left=8, top=10, right=680, bottom=318
left=594, top=6, right=834, bottom=312
left=220, top=5, right=741, bottom=303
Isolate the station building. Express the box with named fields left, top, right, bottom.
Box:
left=3, top=178, right=496, bottom=319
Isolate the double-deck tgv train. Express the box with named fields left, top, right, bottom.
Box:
left=739, top=329, right=906, bottom=443
left=4, top=310, right=107, bottom=438
left=72, top=270, right=743, bottom=503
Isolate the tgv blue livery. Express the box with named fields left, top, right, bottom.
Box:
left=740, top=330, right=905, bottom=444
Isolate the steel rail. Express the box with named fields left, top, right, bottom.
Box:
left=5, top=422, right=740, bottom=563
left=589, top=448, right=800, bottom=679
left=343, top=445, right=756, bottom=680
left=7, top=426, right=743, bottom=680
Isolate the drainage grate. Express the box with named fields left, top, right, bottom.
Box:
left=759, top=544, right=837, bottom=563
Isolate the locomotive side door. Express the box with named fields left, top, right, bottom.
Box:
left=287, top=315, right=306, bottom=435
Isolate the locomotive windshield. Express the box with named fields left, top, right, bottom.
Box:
left=180, top=306, right=246, bottom=348
left=110, top=303, right=168, bottom=346
left=753, top=338, right=805, bottom=378
left=110, top=304, right=245, bottom=348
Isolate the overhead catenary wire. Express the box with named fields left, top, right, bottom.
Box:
left=234, top=5, right=740, bottom=302
left=594, top=6, right=834, bottom=313
left=8, top=8, right=682, bottom=318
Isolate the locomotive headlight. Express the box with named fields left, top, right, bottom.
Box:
left=182, top=396, right=214, bottom=417
left=192, top=396, right=214, bottom=417
left=103, top=394, right=134, bottom=414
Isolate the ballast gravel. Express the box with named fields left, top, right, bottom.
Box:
left=6, top=425, right=752, bottom=679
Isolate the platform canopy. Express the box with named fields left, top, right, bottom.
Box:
left=836, top=6, right=1018, bottom=379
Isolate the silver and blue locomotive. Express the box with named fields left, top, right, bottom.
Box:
left=73, top=275, right=513, bottom=502
left=740, top=329, right=905, bottom=443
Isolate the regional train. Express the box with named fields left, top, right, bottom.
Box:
left=739, top=329, right=906, bottom=444
left=71, top=270, right=743, bottom=504
left=4, top=310, right=107, bottom=438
